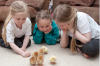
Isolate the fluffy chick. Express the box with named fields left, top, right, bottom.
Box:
left=38, top=49, right=44, bottom=56
left=50, top=56, right=57, bottom=63
left=30, top=57, right=37, bottom=65
left=32, top=51, right=38, bottom=59
left=42, top=46, right=48, bottom=54
left=37, top=55, right=44, bottom=64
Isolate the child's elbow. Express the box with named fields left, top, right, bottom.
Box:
left=46, top=41, right=56, bottom=45
left=34, top=41, right=41, bottom=44
left=61, top=45, right=67, bottom=48
left=60, top=43, right=67, bottom=48
left=33, top=39, right=41, bottom=44
left=84, top=38, right=91, bottom=44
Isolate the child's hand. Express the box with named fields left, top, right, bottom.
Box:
left=21, top=51, right=31, bottom=57
left=62, top=29, right=68, bottom=33
left=44, top=26, right=52, bottom=34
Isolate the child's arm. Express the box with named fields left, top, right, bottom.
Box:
left=9, top=42, right=31, bottom=57
left=68, top=18, right=91, bottom=44
left=45, top=27, right=59, bottom=45
left=60, top=30, right=69, bottom=48
left=20, top=35, right=30, bottom=51
left=70, top=29, right=91, bottom=44
left=33, top=27, right=43, bottom=44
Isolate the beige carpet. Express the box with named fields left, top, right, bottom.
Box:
left=0, top=37, right=99, bottom=66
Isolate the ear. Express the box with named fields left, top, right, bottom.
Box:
left=37, top=22, right=39, bottom=27
left=68, top=22, right=70, bottom=25
left=9, top=13, right=13, bottom=17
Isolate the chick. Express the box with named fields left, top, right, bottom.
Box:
left=42, top=46, right=45, bottom=51
left=30, top=57, right=37, bottom=65
left=42, top=46, right=48, bottom=54
left=32, top=51, right=38, bottom=59
left=38, top=49, right=44, bottom=56
left=37, top=55, right=44, bottom=64
left=50, top=56, right=57, bottom=63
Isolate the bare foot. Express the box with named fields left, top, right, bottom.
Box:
left=77, top=48, right=91, bottom=58
left=83, top=53, right=91, bottom=58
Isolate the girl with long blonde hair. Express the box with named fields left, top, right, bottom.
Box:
left=53, top=4, right=99, bottom=58
left=0, top=1, right=32, bottom=57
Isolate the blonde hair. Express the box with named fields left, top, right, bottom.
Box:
left=36, top=10, right=52, bottom=23
left=53, top=4, right=83, bottom=53
left=2, top=1, right=28, bottom=45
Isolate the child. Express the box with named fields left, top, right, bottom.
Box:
left=0, top=1, right=32, bottom=57
left=33, top=10, right=59, bottom=45
left=53, top=4, right=99, bottom=58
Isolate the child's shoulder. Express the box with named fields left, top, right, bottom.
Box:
left=34, top=23, right=38, bottom=29
left=52, top=20, right=56, bottom=25
left=26, top=17, right=31, bottom=23
left=51, top=20, right=58, bottom=28
left=77, top=12, right=88, bottom=17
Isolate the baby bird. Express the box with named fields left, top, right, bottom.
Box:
left=42, top=46, right=48, bottom=54
left=30, top=56, right=37, bottom=65
left=38, top=49, right=44, bottom=56
left=50, top=56, right=57, bottom=63
left=37, top=55, right=44, bottom=64
left=32, top=51, right=38, bottom=59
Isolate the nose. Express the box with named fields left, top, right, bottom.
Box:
left=20, top=20, right=23, bottom=23
left=44, top=28, right=46, bottom=31
left=59, top=26, right=63, bottom=29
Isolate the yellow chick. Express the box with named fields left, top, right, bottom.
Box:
left=38, top=49, right=44, bottom=56
left=50, top=56, right=57, bottom=63
left=32, top=51, right=38, bottom=59
left=42, top=46, right=48, bottom=54
left=30, top=57, right=37, bottom=65
left=42, top=46, right=45, bottom=51
left=37, top=55, right=44, bottom=64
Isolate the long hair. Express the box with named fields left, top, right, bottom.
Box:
left=2, top=1, right=28, bottom=45
left=53, top=4, right=83, bottom=53
left=36, top=10, right=52, bottom=23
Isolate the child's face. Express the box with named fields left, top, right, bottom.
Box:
left=12, top=12, right=27, bottom=27
left=56, top=19, right=74, bottom=31
left=57, top=22, right=68, bottom=31
left=37, top=19, right=52, bottom=34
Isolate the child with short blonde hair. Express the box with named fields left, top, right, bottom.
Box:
left=33, top=10, right=59, bottom=45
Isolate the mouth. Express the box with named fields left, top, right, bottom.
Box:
left=44, top=31, right=48, bottom=33
left=62, top=29, right=67, bottom=31
left=19, top=23, right=22, bottom=25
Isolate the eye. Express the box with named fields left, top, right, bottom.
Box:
left=46, top=25, right=49, bottom=27
left=41, top=26, right=43, bottom=28
left=17, top=18, right=20, bottom=20
left=23, top=18, right=26, bottom=20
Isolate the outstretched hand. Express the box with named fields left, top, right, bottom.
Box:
left=21, top=51, right=31, bottom=57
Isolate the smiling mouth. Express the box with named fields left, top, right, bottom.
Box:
left=44, top=31, right=47, bottom=32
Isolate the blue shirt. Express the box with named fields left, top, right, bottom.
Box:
left=33, top=21, right=59, bottom=45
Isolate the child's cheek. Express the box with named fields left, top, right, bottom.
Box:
left=39, top=27, right=43, bottom=31
left=48, top=26, right=52, bottom=31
